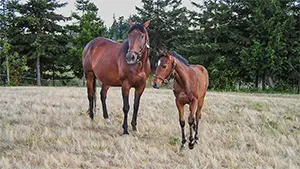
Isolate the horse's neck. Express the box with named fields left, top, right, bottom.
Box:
left=141, top=36, right=150, bottom=69
left=174, top=60, right=190, bottom=89
left=142, top=35, right=150, bottom=63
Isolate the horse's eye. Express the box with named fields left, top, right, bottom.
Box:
left=162, top=65, right=167, bottom=69
left=140, top=34, right=144, bottom=39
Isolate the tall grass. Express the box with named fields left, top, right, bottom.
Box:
left=0, top=87, right=299, bottom=168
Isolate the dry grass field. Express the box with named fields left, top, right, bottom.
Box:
left=0, top=87, right=299, bottom=169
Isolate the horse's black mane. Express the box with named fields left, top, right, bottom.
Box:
left=128, top=24, right=146, bottom=33
left=170, top=51, right=190, bottom=66
left=122, top=40, right=129, bottom=53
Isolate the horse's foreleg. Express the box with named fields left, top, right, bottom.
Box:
left=176, top=99, right=186, bottom=150
left=195, top=97, right=204, bottom=141
left=86, top=71, right=96, bottom=120
left=131, top=84, right=146, bottom=131
left=122, top=81, right=131, bottom=134
left=100, top=85, right=110, bottom=124
left=188, top=98, right=197, bottom=149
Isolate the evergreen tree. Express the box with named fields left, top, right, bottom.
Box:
left=0, top=39, right=28, bottom=85
left=132, top=0, right=190, bottom=69
left=66, top=0, right=106, bottom=78
left=189, top=0, right=299, bottom=90
left=7, top=0, right=69, bottom=85
left=108, top=15, right=130, bottom=42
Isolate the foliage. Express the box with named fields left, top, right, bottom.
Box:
left=188, top=0, right=300, bottom=91
left=108, top=15, right=130, bottom=41
left=5, top=0, right=70, bottom=85
left=66, top=0, right=106, bottom=77
left=132, top=0, right=190, bottom=69
left=1, top=0, right=300, bottom=93
left=0, top=40, right=28, bottom=85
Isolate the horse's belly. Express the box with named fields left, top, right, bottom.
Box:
left=93, top=63, right=121, bottom=86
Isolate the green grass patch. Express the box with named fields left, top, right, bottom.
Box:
left=24, top=133, right=39, bottom=147
left=168, top=137, right=179, bottom=146
left=250, top=103, right=264, bottom=112
left=89, top=145, right=107, bottom=151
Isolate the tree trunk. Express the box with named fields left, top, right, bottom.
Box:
left=36, top=55, right=41, bottom=86
left=262, top=71, right=266, bottom=91
left=268, top=76, right=276, bottom=88
left=6, top=56, right=9, bottom=85
left=52, top=64, right=55, bottom=86
left=298, top=77, right=300, bottom=94
left=255, top=70, right=259, bottom=88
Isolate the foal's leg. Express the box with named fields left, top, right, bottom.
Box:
left=176, top=99, right=186, bottom=150
left=100, top=84, right=111, bottom=124
left=86, top=71, right=96, bottom=120
left=121, top=81, right=131, bottom=135
left=195, top=97, right=204, bottom=141
left=131, top=84, right=146, bottom=131
left=188, top=98, right=198, bottom=149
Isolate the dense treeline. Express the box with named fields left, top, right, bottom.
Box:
left=0, top=0, right=299, bottom=93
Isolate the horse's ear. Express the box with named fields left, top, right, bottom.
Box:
left=128, top=19, right=134, bottom=27
left=143, top=20, right=150, bottom=28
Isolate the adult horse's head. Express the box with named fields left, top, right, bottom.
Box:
left=125, top=20, right=150, bottom=65
left=152, top=48, right=176, bottom=89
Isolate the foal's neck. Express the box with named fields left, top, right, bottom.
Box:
left=174, top=60, right=190, bottom=89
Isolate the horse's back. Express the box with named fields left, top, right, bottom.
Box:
left=82, top=37, right=120, bottom=72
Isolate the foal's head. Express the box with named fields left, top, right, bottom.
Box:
left=152, top=48, right=176, bottom=89
left=125, top=20, right=150, bottom=65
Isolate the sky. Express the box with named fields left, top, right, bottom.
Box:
left=53, top=0, right=202, bottom=26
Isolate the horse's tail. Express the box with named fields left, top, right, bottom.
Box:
left=93, top=74, right=96, bottom=110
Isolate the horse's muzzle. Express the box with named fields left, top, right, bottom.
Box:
left=152, top=81, right=161, bottom=89
left=125, top=52, right=137, bottom=65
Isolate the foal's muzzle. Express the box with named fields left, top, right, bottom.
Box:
left=125, top=52, right=138, bottom=65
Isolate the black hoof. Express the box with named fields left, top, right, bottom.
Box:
left=188, top=142, right=195, bottom=149
left=132, top=126, right=137, bottom=131
left=123, top=130, right=129, bottom=135
left=89, top=114, right=94, bottom=120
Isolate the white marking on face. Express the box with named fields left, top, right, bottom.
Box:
left=158, top=60, right=161, bottom=66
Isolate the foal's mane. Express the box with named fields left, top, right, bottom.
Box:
left=170, top=51, right=190, bottom=66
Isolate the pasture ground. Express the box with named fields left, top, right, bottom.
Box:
left=0, top=87, right=299, bottom=168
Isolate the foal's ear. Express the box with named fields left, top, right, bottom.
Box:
left=143, top=20, right=150, bottom=28
left=128, top=19, right=134, bottom=27
left=156, top=47, right=164, bottom=57
left=167, top=53, right=173, bottom=61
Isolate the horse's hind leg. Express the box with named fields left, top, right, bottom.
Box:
left=194, top=97, right=204, bottom=141
left=86, top=71, right=96, bottom=120
left=100, top=84, right=110, bottom=124
left=176, top=99, right=186, bottom=150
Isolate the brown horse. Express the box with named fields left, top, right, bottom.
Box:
left=152, top=49, right=209, bottom=149
left=82, top=20, right=151, bottom=134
